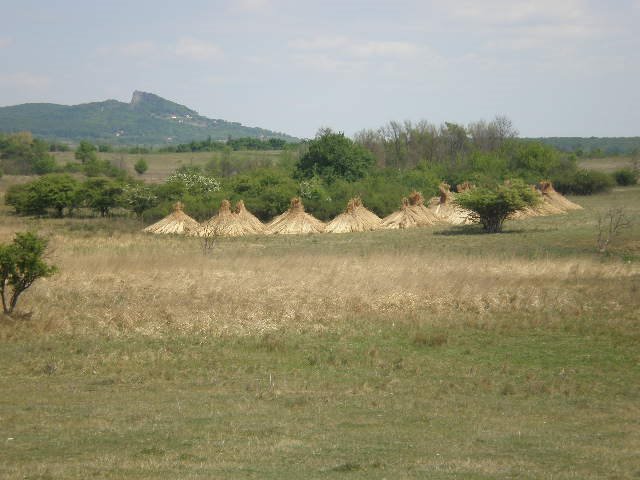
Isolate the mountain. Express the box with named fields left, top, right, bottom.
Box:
left=0, top=91, right=297, bottom=145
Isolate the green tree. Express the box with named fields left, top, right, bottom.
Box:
left=75, top=140, right=98, bottom=164
left=455, top=179, right=539, bottom=233
left=0, top=132, right=57, bottom=174
left=0, top=232, right=57, bottom=314
left=296, top=129, right=375, bottom=182
left=81, top=178, right=123, bottom=216
left=134, top=157, right=149, bottom=175
left=5, top=174, right=80, bottom=217
left=120, top=183, right=158, bottom=217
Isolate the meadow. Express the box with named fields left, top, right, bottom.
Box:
left=51, top=150, right=288, bottom=182
left=0, top=174, right=638, bottom=478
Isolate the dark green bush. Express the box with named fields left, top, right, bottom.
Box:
left=5, top=174, right=80, bottom=217
left=455, top=179, right=540, bottom=233
left=613, top=168, right=638, bottom=186
left=553, top=170, right=614, bottom=195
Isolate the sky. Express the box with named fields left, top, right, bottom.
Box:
left=0, top=0, right=638, bottom=138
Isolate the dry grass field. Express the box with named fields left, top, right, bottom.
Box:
left=0, top=180, right=639, bottom=479
left=579, top=156, right=635, bottom=173
left=51, top=150, right=288, bottom=182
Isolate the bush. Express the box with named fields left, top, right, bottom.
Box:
left=553, top=170, right=614, bottom=195
left=0, top=232, right=57, bottom=314
left=134, top=157, right=149, bottom=175
left=455, top=179, right=539, bottom=233
left=0, top=132, right=58, bottom=175
left=5, top=174, right=80, bottom=217
left=613, top=168, right=638, bottom=186
left=80, top=178, right=124, bottom=216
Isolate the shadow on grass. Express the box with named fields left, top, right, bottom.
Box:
left=434, top=226, right=555, bottom=236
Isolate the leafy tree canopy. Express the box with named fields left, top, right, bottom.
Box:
left=296, top=129, right=375, bottom=182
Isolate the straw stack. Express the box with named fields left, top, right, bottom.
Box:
left=266, top=197, right=325, bottom=235
left=509, top=185, right=566, bottom=220
left=197, top=199, right=256, bottom=237
left=381, top=197, right=432, bottom=229
left=456, top=181, right=475, bottom=193
left=407, top=191, right=441, bottom=226
left=538, top=181, right=583, bottom=211
left=235, top=200, right=265, bottom=234
left=427, top=183, right=474, bottom=225
left=143, top=202, right=200, bottom=235
left=325, top=197, right=382, bottom=233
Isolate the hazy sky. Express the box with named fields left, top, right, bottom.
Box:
left=1, top=0, right=638, bottom=138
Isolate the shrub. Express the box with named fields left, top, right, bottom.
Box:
left=0, top=232, right=57, bottom=314
left=119, top=183, right=158, bottom=218
left=455, top=179, right=539, bottom=233
left=553, top=170, right=614, bottom=195
left=80, top=178, right=124, bottom=216
left=5, top=174, right=80, bottom=217
left=613, top=168, right=638, bottom=186
left=134, top=157, right=149, bottom=175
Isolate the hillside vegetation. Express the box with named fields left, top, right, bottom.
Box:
left=0, top=91, right=296, bottom=145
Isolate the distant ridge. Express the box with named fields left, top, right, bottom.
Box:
left=0, top=91, right=297, bottom=145
left=525, top=136, right=640, bottom=155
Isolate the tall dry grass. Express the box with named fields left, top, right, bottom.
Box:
left=8, top=230, right=638, bottom=338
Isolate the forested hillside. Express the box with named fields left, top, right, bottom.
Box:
left=0, top=91, right=297, bottom=146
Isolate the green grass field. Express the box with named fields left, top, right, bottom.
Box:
left=0, top=178, right=638, bottom=478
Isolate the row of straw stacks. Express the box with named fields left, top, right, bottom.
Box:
left=144, top=181, right=582, bottom=237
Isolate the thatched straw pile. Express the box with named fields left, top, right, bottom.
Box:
left=235, top=200, right=265, bottom=234
left=427, top=183, right=474, bottom=225
left=456, top=181, right=475, bottom=193
left=197, top=199, right=258, bottom=237
left=407, top=191, right=441, bottom=226
left=325, top=197, right=382, bottom=233
left=509, top=185, right=566, bottom=220
left=509, top=181, right=581, bottom=220
left=266, top=197, right=325, bottom=235
left=381, top=197, right=431, bottom=229
left=538, top=181, right=583, bottom=211
left=143, top=202, right=200, bottom=235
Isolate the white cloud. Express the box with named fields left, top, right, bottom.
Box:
left=288, top=35, right=439, bottom=75
left=0, top=72, right=50, bottom=89
left=228, top=0, right=270, bottom=13
left=96, top=40, right=158, bottom=58
left=0, top=37, right=12, bottom=49
left=290, top=36, right=420, bottom=58
left=120, top=41, right=157, bottom=57
left=173, top=37, right=223, bottom=61
left=449, top=0, right=590, bottom=25
left=291, top=53, right=365, bottom=74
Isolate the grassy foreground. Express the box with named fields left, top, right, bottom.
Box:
left=0, top=186, right=638, bottom=479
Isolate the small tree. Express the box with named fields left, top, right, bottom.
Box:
left=80, top=178, right=124, bottom=216
left=455, top=179, right=539, bottom=233
left=0, top=232, right=57, bottom=315
left=596, top=208, right=631, bottom=253
left=134, top=157, right=149, bottom=175
left=74, top=140, right=97, bottom=164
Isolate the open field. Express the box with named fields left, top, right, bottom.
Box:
left=579, top=156, right=635, bottom=173
left=52, top=150, right=291, bottom=182
left=0, top=183, right=639, bottom=479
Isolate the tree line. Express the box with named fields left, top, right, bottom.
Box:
left=3, top=120, right=637, bottom=223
